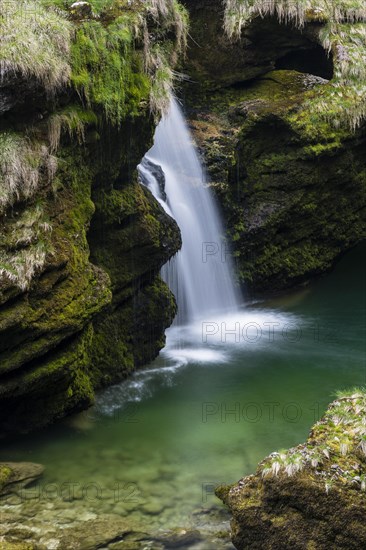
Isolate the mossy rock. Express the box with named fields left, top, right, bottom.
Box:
left=0, top=113, right=181, bottom=435
left=186, top=69, right=366, bottom=294
left=0, top=464, right=12, bottom=492
left=0, top=0, right=185, bottom=435
left=218, top=390, right=366, bottom=549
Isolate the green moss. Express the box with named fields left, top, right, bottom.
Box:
left=0, top=464, right=12, bottom=492
left=129, top=276, right=177, bottom=366
left=70, top=16, right=150, bottom=125
left=48, top=105, right=98, bottom=152
left=259, top=388, right=366, bottom=491
left=224, top=0, right=366, bottom=129
left=0, top=323, right=98, bottom=432
left=192, top=69, right=366, bottom=293
left=90, top=168, right=181, bottom=291
left=0, top=143, right=112, bottom=373
left=90, top=276, right=177, bottom=385
left=67, top=0, right=188, bottom=121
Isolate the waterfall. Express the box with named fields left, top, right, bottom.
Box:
left=138, top=97, right=241, bottom=325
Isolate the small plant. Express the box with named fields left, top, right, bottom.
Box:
left=308, top=448, right=324, bottom=468
left=325, top=479, right=334, bottom=494
left=262, top=451, right=305, bottom=478
left=358, top=436, right=366, bottom=456
left=0, top=133, right=56, bottom=212
left=48, top=106, right=97, bottom=152
left=0, top=240, right=51, bottom=291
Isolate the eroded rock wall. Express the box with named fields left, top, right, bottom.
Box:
left=181, top=0, right=366, bottom=294
left=0, top=2, right=183, bottom=435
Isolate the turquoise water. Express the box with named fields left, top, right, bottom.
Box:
left=0, top=244, right=365, bottom=546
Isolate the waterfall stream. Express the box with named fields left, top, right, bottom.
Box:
left=138, top=97, right=242, bottom=326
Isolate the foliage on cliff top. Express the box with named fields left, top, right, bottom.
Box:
left=0, top=0, right=188, bottom=119
left=0, top=0, right=72, bottom=93
left=223, top=0, right=366, bottom=130
left=260, top=388, right=366, bottom=493
left=68, top=0, right=188, bottom=119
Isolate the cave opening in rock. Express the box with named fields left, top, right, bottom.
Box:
left=275, top=44, right=333, bottom=80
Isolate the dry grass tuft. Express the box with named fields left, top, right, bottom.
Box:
left=0, top=0, right=73, bottom=93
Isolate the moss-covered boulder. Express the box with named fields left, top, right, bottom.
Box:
left=217, top=389, right=366, bottom=549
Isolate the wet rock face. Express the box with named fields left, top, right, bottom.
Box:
left=0, top=70, right=48, bottom=119
left=188, top=72, right=366, bottom=294
left=181, top=0, right=332, bottom=92
left=181, top=0, right=365, bottom=295
left=0, top=106, right=181, bottom=436
left=220, top=474, right=366, bottom=550
left=139, top=159, right=167, bottom=202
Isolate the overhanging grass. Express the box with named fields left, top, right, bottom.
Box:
left=224, top=0, right=366, bottom=130
left=0, top=0, right=72, bottom=94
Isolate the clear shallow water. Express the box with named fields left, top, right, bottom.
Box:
left=0, top=245, right=365, bottom=545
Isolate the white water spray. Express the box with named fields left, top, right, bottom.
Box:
left=139, top=98, right=242, bottom=325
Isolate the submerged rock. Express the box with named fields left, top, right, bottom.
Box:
left=153, top=528, right=203, bottom=548
left=217, top=390, right=366, bottom=549
left=0, top=462, right=44, bottom=496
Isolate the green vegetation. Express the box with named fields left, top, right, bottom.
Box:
left=0, top=0, right=72, bottom=93
left=48, top=106, right=98, bottom=152
left=0, top=133, right=57, bottom=289
left=0, top=240, right=51, bottom=291
left=260, top=388, right=366, bottom=492
left=223, top=0, right=366, bottom=129
left=70, top=16, right=150, bottom=125
left=0, top=133, right=54, bottom=211
left=0, top=0, right=187, bottom=290
left=218, top=388, right=366, bottom=548
left=0, top=0, right=188, bottom=121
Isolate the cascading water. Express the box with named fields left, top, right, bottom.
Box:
left=138, top=97, right=242, bottom=326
